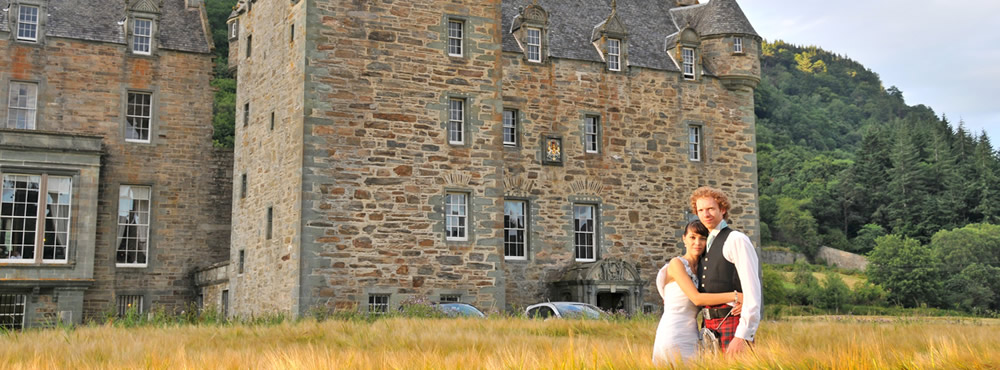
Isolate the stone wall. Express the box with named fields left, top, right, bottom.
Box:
left=762, top=247, right=868, bottom=271
left=0, top=35, right=227, bottom=320
left=499, top=53, right=759, bottom=309
left=229, top=0, right=307, bottom=317
left=297, top=0, right=506, bottom=314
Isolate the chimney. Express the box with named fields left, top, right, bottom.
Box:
left=676, top=0, right=699, bottom=6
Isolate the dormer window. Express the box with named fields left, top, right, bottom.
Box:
left=132, top=19, right=153, bottom=54
left=17, top=5, right=40, bottom=42
left=682, top=48, right=696, bottom=80
left=526, top=28, right=542, bottom=63
left=607, top=39, right=621, bottom=71
left=734, top=37, right=743, bottom=53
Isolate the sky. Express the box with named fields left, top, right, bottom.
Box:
left=737, top=0, right=1000, bottom=148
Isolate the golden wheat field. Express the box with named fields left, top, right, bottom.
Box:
left=2, top=316, right=999, bottom=369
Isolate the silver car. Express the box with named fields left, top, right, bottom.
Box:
left=434, top=302, right=486, bottom=318
left=525, top=302, right=606, bottom=319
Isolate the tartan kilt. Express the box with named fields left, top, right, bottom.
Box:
left=702, top=305, right=740, bottom=351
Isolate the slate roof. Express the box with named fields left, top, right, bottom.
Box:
left=501, top=0, right=757, bottom=72
left=0, top=0, right=212, bottom=54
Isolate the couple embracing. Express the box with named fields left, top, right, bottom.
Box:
left=651, top=187, right=762, bottom=365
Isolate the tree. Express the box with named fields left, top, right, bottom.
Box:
left=773, top=197, right=821, bottom=258
left=867, top=235, right=940, bottom=307
left=851, top=223, right=885, bottom=254
left=817, top=271, right=850, bottom=310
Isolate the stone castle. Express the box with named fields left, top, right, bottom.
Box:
left=1, top=0, right=760, bottom=329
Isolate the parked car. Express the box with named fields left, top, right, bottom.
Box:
left=434, top=302, right=486, bottom=318
left=525, top=302, right=606, bottom=319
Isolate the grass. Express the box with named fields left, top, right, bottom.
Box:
left=2, top=315, right=999, bottom=369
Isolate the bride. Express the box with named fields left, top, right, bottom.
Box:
left=652, top=220, right=742, bottom=365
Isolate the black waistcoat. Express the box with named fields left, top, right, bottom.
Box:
left=698, top=227, right=741, bottom=293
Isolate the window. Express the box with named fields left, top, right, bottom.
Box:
left=0, top=294, right=27, bottom=330
left=7, top=82, right=37, bottom=130
left=574, top=204, right=596, bottom=261
left=526, top=28, right=542, bottom=62
left=116, top=295, right=143, bottom=317
left=116, top=185, right=150, bottom=267
left=16, top=5, right=39, bottom=42
left=734, top=37, right=743, bottom=53
left=504, top=200, right=527, bottom=260
left=270, top=111, right=275, bottom=131
left=608, top=38, right=621, bottom=71
left=125, top=92, right=152, bottom=142
left=230, top=22, right=238, bottom=39
left=42, top=177, right=72, bottom=262
left=221, top=290, right=229, bottom=316
left=246, top=34, right=252, bottom=59
left=448, top=20, right=463, bottom=57
left=584, top=116, right=599, bottom=153
left=368, top=294, right=389, bottom=314
left=1, top=175, right=72, bottom=264
left=290, top=24, right=295, bottom=43
left=266, top=206, right=273, bottom=240
left=448, top=98, right=464, bottom=145
left=238, top=250, right=245, bottom=274
left=445, top=192, right=468, bottom=241
left=688, top=125, right=702, bottom=161
left=682, top=48, right=695, bottom=80
left=240, top=173, right=247, bottom=199
left=502, top=109, right=518, bottom=146
left=1, top=175, right=39, bottom=262
left=243, top=102, right=250, bottom=127
left=440, top=294, right=461, bottom=303
left=132, top=19, right=153, bottom=55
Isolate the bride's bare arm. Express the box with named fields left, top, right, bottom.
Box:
left=667, top=259, right=741, bottom=307
left=655, top=263, right=670, bottom=299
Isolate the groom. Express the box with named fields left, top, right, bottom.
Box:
left=690, top=187, right=761, bottom=354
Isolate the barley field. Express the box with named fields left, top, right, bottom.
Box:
left=2, top=315, right=998, bottom=369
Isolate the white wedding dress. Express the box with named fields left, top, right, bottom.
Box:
left=651, top=257, right=699, bottom=365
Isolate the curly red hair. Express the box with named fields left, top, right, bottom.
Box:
left=689, top=186, right=730, bottom=218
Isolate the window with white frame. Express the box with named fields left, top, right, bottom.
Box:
left=608, top=38, right=621, bottom=71
left=0, top=294, right=27, bottom=330
left=574, top=204, right=596, bottom=261
left=445, top=192, right=468, bottom=241
left=1, top=174, right=39, bottom=262
left=448, top=98, right=464, bottom=145
left=0, top=175, right=70, bottom=264
left=526, top=28, right=542, bottom=62
left=682, top=47, right=695, bottom=80
left=116, top=295, right=143, bottom=317
left=42, top=177, right=72, bottom=262
left=734, top=37, right=743, bottom=53
left=503, top=109, right=517, bottom=146
left=368, top=294, right=389, bottom=314
left=132, top=18, right=153, bottom=55
left=584, top=116, right=599, bottom=153
left=688, top=125, right=702, bottom=161
left=7, top=82, right=38, bottom=130
left=125, top=92, right=152, bottom=142
left=17, top=5, right=39, bottom=42
left=504, top=200, right=527, bottom=259
left=116, top=185, right=150, bottom=266
left=448, top=20, right=463, bottom=57
left=440, top=294, right=461, bottom=303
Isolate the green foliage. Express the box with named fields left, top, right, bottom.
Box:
left=205, top=0, right=238, bottom=148
left=762, top=265, right=789, bottom=305
left=867, top=235, right=941, bottom=307
left=816, top=271, right=851, bottom=310
left=850, top=281, right=887, bottom=306
left=773, top=197, right=820, bottom=258
left=851, top=224, right=885, bottom=254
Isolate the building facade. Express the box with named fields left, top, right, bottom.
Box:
left=218, top=0, right=762, bottom=317
left=0, top=0, right=231, bottom=329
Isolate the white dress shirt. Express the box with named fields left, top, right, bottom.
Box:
left=706, top=220, right=761, bottom=341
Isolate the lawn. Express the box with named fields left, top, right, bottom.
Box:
left=2, top=315, right=998, bottom=369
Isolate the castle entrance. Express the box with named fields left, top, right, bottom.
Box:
left=548, top=258, right=646, bottom=315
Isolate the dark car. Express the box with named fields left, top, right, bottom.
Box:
left=434, top=302, right=486, bottom=318
left=525, top=302, right=606, bottom=319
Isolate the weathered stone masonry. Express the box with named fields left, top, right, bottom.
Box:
left=224, top=0, right=761, bottom=316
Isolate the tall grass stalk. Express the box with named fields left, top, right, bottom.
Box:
left=1, top=316, right=998, bottom=368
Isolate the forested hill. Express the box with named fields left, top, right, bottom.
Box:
left=755, top=40, right=1000, bottom=256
